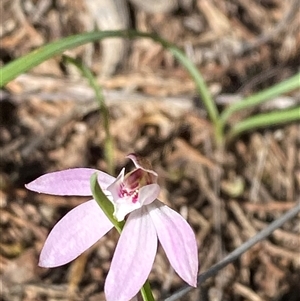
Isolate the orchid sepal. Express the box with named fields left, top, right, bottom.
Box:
left=39, top=199, right=113, bottom=267
left=25, top=168, right=115, bottom=196
left=148, top=200, right=198, bottom=287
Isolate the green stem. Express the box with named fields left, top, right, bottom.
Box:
left=90, top=173, right=155, bottom=301
left=226, top=106, right=300, bottom=142
left=63, top=55, right=114, bottom=174
left=214, top=120, right=225, bottom=146
left=140, top=281, right=155, bottom=301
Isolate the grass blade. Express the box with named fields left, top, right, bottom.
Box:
left=0, top=30, right=219, bottom=127
left=226, top=106, right=300, bottom=141
left=220, top=73, right=300, bottom=124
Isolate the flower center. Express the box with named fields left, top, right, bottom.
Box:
left=118, top=183, right=139, bottom=203
left=106, top=154, right=160, bottom=222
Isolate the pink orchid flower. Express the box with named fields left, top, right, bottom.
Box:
left=26, top=154, right=198, bottom=301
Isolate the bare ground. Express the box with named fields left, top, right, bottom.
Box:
left=1, top=1, right=300, bottom=301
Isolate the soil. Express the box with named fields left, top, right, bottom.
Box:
left=1, top=1, right=299, bottom=301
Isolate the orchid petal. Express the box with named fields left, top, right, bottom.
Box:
left=26, top=168, right=115, bottom=196
left=138, top=184, right=160, bottom=206
left=112, top=197, right=142, bottom=222
left=105, top=208, right=157, bottom=301
left=39, top=200, right=113, bottom=267
left=106, top=168, right=140, bottom=221
left=108, top=183, right=160, bottom=221
left=106, top=168, right=125, bottom=201
left=147, top=200, right=198, bottom=287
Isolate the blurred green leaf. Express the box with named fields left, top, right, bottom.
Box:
left=221, top=73, right=300, bottom=124
left=0, top=30, right=218, bottom=127
left=227, top=106, right=300, bottom=141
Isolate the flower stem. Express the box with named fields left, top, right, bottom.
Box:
left=140, top=280, right=155, bottom=301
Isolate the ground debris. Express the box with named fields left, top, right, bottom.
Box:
left=1, top=1, right=299, bottom=300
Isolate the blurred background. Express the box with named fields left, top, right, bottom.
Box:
left=1, top=0, right=299, bottom=300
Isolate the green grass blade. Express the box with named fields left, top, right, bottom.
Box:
left=227, top=106, right=300, bottom=141
left=168, top=46, right=218, bottom=124
left=0, top=31, right=115, bottom=86
left=0, top=29, right=219, bottom=126
left=220, top=73, right=300, bottom=124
